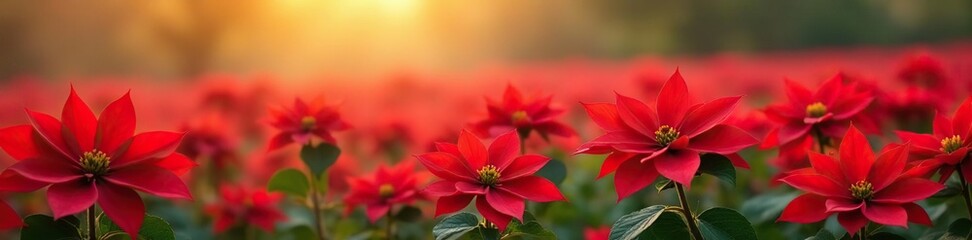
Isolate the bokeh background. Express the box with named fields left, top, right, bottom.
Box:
left=1, top=1, right=972, bottom=239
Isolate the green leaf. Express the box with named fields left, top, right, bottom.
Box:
left=805, top=229, right=836, bottom=240
left=609, top=205, right=667, bottom=240
left=870, top=232, right=907, bottom=240
left=698, top=154, right=736, bottom=187
left=504, top=221, right=557, bottom=240
left=395, top=206, right=423, bottom=222
left=640, top=212, right=690, bottom=239
left=433, top=213, right=480, bottom=240
left=20, top=214, right=81, bottom=240
left=300, top=143, right=341, bottom=177
left=939, top=218, right=972, bottom=240
left=739, top=191, right=798, bottom=224
left=278, top=225, right=315, bottom=240
left=267, top=168, right=311, bottom=198
left=98, top=214, right=175, bottom=240
left=932, top=183, right=962, bottom=198
left=697, top=207, right=757, bottom=240
left=536, top=159, right=567, bottom=185
left=654, top=179, right=674, bottom=192
left=470, top=227, right=501, bottom=240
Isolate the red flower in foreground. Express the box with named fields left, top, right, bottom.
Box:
left=763, top=75, right=874, bottom=148
left=418, top=130, right=565, bottom=231
left=895, top=97, right=972, bottom=183
left=778, top=126, right=942, bottom=236
left=0, top=198, right=20, bottom=230
left=0, top=87, right=195, bottom=238
left=472, top=84, right=575, bottom=140
left=206, top=184, right=286, bottom=233
left=574, top=70, right=758, bottom=200
left=345, top=160, right=427, bottom=222
left=267, top=97, right=350, bottom=151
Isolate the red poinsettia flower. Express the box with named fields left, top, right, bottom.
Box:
left=763, top=74, right=875, bottom=148
left=471, top=84, right=575, bottom=140
left=418, top=130, right=565, bottom=231
left=206, top=184, right=286, bottom=233
left=178, top=114, right=239, bottom=170
left=897, top=52, right=951, bottom=93
left=778, top=126, right=942, bottom=236
left=345, top=160, right=427, bottom=222
left=267, top=97, right=350, bottom=151
left=0, top=87, right=195, bottom=238
left=574, top=70, right=758, bottom=200
left=0, top=198, right=20, bottom=230
left=895, top=97, right=972, bottom=183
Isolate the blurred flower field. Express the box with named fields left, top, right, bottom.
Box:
left=0, top=43, right=970, bottom=240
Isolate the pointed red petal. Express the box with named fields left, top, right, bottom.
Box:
left=615, top=93, right=658, bottom=137
left=456, top=182, right=487, bottom=195
left=581, top=103, right=626, bottom=131
left=115, top=131, right=184, bottom=167
left=679, top=96, right=741, bottom=137
left=614, top=157, right=658, bottom=202
left=933, top=112, right=954, bottom=137
left=872, top=178, right=943, bottom=203
left=365, top=203, right=390, bottom=223
left=777, top=194, right=829, bottom=223
left=839, top=126, right=874, bottom=182
left=861, top=203, right=907, bottom=227
left=424, top=181, right=458, bottom=197
left=105, top=166, right=192, bottom=200
left=434, top=194, right=473, bottom=217
left=97, top=183, right=145, bottom=240
left=9, top=157, right=81, bottom=183
left=656, top=70, right=693, bottom=126
left=153, top=153, right=196, bottom=176
left=488, top=130, right=520, bottom=170
left=779, top=173, right=849, bottom=198
left=266, top=133, right=294, bottom=152
left=476, top=196, right=513, bottom=231
left=893, top=131, right=943, bottom=158
left=0, top=170, right=48, bottom=192
left=484, top=189, right=525, bottom=222
left=783, top=79, right=814, bottom=108
left=500, top=154, right=549, bottom=181
left=502, top=84, right=524, bottom=110
left=458, top=130, right=488, bottom=170
left=0, top=199, right=21, bottom=230
left=500, top=176, right=565, bottom=202
left=869, top=144, right=909, bottom=191
left=953, top=97, right=972, bottom=139
left=902, top=202, right=932, bottom=226
left=808, top=152, right=846, bottom=185
left=61, top=86, right=98, bottom=153
left=0, top=125, right=43, bottom=160
left=97, top=92, right=136, bottom=154
left=598, top=152, right=636, bottom=179
left=47, top=179, right=97, bottom=219
left=825, top=198, right=864, bottom=212
left=837, top=211, right=868, bottom=237
left=25, top=109, right=72, bottom=158
left=415, top=152, right=475, bottom=182
left=687, top=125, right=758, bottom=154
left=653, top=150, right=700, bottom=187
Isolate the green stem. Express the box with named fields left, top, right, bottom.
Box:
left=310, top=178, right=327, bottom=240
left=956, top=164, right=972, bottom=240
left=814, top=128, right=827, bottom=154
left=859, top=224, right=867, bottom=240
left=386, top=208, right=395, bottom=240
left=674, top=183, right=704, bottom=240
left=87, top=206, right=97, bottom=240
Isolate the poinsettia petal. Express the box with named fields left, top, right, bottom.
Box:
left=61, top=86, right=98, bottom=153
left=25, top=109, right=72, bottom=159
left=869, top=144, right=909, bottom=191
left=434, top=142, right=462, bottom=157
left=266, top=133, right=294, bottom=152
left=615, top=93, right=658, bottom=137
left=0, top=170, right=49, bottom=192
left=687, top=125, right=758, bottom=154
left=424, top=181, right=458, bottom=197
left=97, top=92, right=136, bottom=155
left=724, top=153, right=750, bottom=169
left=953, top=97, right=972, bottom=138
left=825, top=198, right=863, bottom=212
left=777, top=194, right=829, bottom=223
left=415, top=152, right=475, bottom=182
left=104, top=165, right=192, bottom=200
left=807, top=152, right=846, bottom=184
left=434, top=194, right=473, bottom=217
left=814, top=75, right=843, bottom=106
left=861, top=203, right=907, bottom=227
left=47, top=179, right=97, bottom=219
left=783, top=79, right=814, bottom=108
left=831, top=93, right=873, bottom=120
left=0, top=125, right=44, bottom=161
left=458, top=130, right=488, bottom=170
left=365, top=203, right=390, bottom=223
left=8, top=157, right=81, bottom=183
left=598, top=152, right=637, bottom=179
left=97, top=182, right=145, bottom=240
left=484, top=189, right=524, bottom=222
left=0, top=199, right=21, bottom=230
left=779, top=173, right=849, bottom=198
left=777, top=121, right=812, bottom=146
left=656, top=70, right=694, bottom=126
left=934, top=112, right=953, bottom=137
left=500, top=176, right=565, bottom=202
left=872, top=178, right=943, bottom=203
left=115, top=131, right=185, bottom=167
left=837, top=211, right=868, bottom=237
left=614, top=157, right=659, bottom=202
left=456, top=182, right=487, bottom=195
left=893, top=131, right=943, bottom=157
left=488, top=130, right=520, bottom=170
left=839, top=126, right=874, bottom=182
left=653, top=150, right=700, bottom=187
left=153, top=153, right=196, bottom=176
left=902, top=202, right=932, bottom=226
left=679, top=96, right=741, bottom=137
left=476, top=196, right=513, bottom=231
left=500, top=154, right=549, bottom=181
left=581, top=103, right=626, bottom=131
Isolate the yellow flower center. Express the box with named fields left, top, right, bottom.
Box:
left=80, top=150, right=110, bottom=176
left=476, top=165, right=501, bottom=186
left=849, top=180, right=874, bottom=200
left=654, top=125, right=680, bottom=146
left=378, top=184, right=395, bottom=198
left=806, top=102, right=828, bottom=118
left=511, top=110, right=530, bottom=126
left=300, top=116, right=317, bottom=131
left=942, top=135, right=963, bottom=154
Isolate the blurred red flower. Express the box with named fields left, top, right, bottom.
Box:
left=895, top=97, right=972, bottom=183
left=763, top=74, right=875, bottom=148
left=574, top=70, right=757, bottom=200
left=0, top=198, right=20, bottom=230
left=178, top=113, right=239, bottom=170
left=205, top=184, right=286, bottom=233
left=778, top=126, right=941, bottom=236
left=267, top=97, right=350, bottom=152
left=418, top=130, right=565, bottom=231
left=0, top=87, right=195, bottom=238
left=471, top=84, right=575, bottom=140
left=345, top=160, right=427, bottom=222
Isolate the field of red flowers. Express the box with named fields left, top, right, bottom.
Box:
left=0, top=43, right=971, bottom=240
